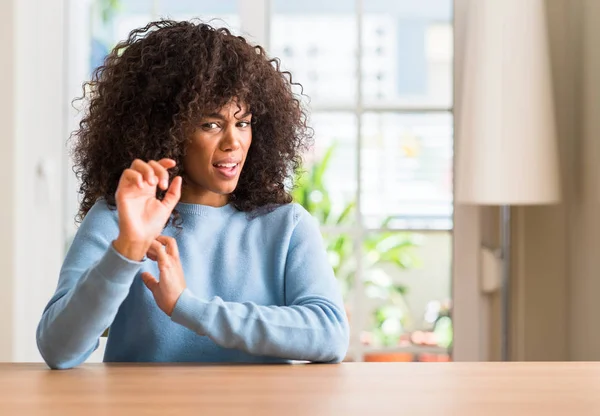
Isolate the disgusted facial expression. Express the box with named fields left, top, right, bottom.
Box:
left=181, top=101, right=252, bottom=206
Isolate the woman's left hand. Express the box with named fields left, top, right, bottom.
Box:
left=141, top=236, right=187, bottom=316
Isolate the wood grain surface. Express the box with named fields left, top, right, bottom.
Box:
left=1, top=362, right=599, bottom=415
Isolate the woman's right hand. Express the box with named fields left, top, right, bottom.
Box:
left=112, top=158, right=182, bottom=261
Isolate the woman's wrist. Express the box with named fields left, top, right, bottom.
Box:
left=112, top=236, right=150, bottom=262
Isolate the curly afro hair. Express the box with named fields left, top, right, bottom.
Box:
left=72, top=19, right=312, bottom=222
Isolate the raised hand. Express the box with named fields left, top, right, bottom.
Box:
left=113, top=158, right=182, bottom=261
left=141, top=236, right=187, bottom=316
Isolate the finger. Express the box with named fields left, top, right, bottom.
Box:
left=121, top=168, right=144, bottom=189
left=157, top=158, right=176, bottom=169
left=162, top=176, right=182, bottom=211
left=153, top=239, right=170, bottom=271
left=156, top=235, right=179, bottom=258
left=146, top=240, right=161, bottom=261
left=131, top=159, right=157, bottom=186
left=148, top=160, right=170, bottom=191
left=141, top=272, right=159, bottom=292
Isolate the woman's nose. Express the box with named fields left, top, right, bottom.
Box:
left=220, top=127, right=241, bottom=151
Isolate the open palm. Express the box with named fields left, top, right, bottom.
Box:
left=113, top=158, right=182, bottom=260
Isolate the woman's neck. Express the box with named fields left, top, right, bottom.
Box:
left=179, top=188, right=229, bottom=207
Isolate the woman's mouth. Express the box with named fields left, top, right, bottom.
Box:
left=213, top=162, right=240, bottom=179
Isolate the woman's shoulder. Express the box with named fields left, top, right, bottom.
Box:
left=86, top=198, right=118, bottom=218
left=78, top=199, right=120, bottom=234
left=254, top=202, right=312, bottom=223
left=252, top=203, right=318, bottom=236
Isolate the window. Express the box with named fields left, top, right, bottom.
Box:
left=271, top=0, right=454, bottom=362
left=66, top=0, right=453, bottom=362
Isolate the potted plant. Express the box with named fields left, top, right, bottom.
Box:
left=293, top=143, right=421, bottom=361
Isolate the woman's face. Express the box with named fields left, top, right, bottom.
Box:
left=181, top=101, right=252, bottom=206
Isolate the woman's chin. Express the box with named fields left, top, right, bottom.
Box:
left=211, top=182, right=238, bottom=196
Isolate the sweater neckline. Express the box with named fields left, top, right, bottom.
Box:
left=175, top=202, right=237, bottom=217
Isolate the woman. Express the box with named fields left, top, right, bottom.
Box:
left=36, top=20, right=349, bottom=369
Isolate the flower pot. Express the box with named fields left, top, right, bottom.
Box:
left=363, top=352, right=414, bottom=362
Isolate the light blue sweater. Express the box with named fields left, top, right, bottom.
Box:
left=36, top=201, right=349, bottom=369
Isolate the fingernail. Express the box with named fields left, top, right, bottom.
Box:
left=162, top=180, right=168, bottom=188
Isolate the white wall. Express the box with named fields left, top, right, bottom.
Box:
left=0, top=0, right=17, bottom=360
left=0, top=0, right=66, bottom=362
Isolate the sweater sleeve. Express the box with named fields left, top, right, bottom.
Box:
left=36, top=202, right=144, bottom=369
left=171, top=205, right=350, bottom=363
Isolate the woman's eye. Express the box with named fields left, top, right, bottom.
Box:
left=238, top=121, right=251, bottom=128
left=202, top=122, right=219, bottom=130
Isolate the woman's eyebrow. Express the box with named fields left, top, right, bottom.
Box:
left=204, top=113, right=226, bottom=120
left=203, top=112, right=252, bottom=120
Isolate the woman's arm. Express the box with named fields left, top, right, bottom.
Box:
left=36, top=202, right=143, bottom=369
left=145, top=206, right=350, bottom=363
left=37, top=158, right=182, bottom=369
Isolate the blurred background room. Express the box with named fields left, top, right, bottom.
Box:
left=1, top=0, right=599, bottom=365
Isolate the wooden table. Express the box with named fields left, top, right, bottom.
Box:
left=1, top=362, right=599, bottom=415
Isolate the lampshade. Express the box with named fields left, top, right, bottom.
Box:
left=455, top=0, right=561, bottom=205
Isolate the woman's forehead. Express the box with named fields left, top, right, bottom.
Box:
left=209, top=100, right=251, bottom=117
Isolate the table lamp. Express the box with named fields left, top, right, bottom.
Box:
left=455, top=0, right=561, bottom=361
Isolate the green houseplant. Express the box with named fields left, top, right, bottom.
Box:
left=292, top=143, right=421, bottom=348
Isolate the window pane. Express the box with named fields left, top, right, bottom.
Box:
left=361, top=231, right=452, bottom=361
left=90, top=1, right=239, bottom=72
left=159, top=0, right=239, bottom=31
left=320, top=231, right=356, bottom=362
left=362, top=0, right=453, bottom=108
left=294, top=112, right=357, bottom=226
left=270, top=0, right=357, bottom=106
left=320, top=232, right=356, bottom=303
left=90, top=1, right=153, bottom=71
left=159, top=0, right=236, bottom=16
left=361, top=112, right=453, bottom=230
